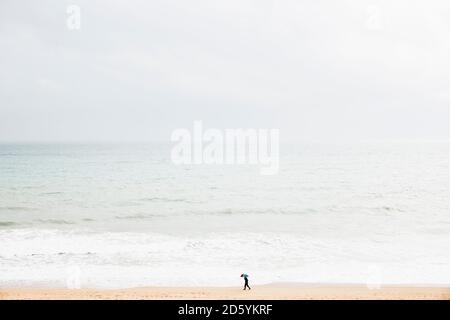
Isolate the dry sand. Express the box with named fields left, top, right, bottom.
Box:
left=1, top=284, right=449, bottom=300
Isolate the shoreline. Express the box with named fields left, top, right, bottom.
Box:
left=1, top=284, right=449, bottom=300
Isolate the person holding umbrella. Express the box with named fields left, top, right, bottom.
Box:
left=241, top=273, right=251, bottom=290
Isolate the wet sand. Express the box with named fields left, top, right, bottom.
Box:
left=1, top=284, right=449, bottom=300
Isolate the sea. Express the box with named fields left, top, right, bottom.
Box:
left=0, top=142, right=449, bottom=288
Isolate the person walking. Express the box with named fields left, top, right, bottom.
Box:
left=241, top=273, right=251, bottom=290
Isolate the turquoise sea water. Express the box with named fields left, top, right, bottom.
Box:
left=0, top=142, right=449, bottom=287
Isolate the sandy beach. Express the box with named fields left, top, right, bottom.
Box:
left=1, top=284, right=448, bottom=300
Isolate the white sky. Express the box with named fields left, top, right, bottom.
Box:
left=1, top=0, right=450, bottom=142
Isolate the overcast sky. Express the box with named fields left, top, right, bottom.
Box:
left=1, top=0, right=450, bottom=142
